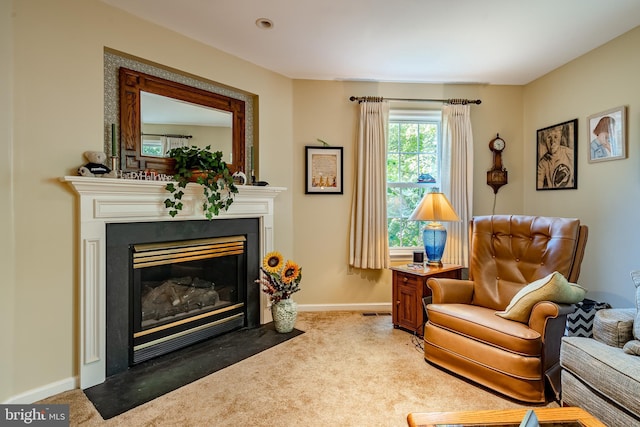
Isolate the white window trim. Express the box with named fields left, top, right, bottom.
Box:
left=389, top=109, right=442, bottom=122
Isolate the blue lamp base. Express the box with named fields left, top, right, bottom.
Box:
left=423, top=222, right=447, bottom=266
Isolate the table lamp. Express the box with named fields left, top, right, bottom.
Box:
left=409, top=188, right=460, bottom=266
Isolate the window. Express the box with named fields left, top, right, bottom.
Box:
left=387, top=110, right=442, bottom=256
left=141, top=139, right=164, bottom=157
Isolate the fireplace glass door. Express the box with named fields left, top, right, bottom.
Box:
left=131, top=236, right=247, bottom=363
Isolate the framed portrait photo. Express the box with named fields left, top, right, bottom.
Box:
left=536, top=119, right=578, bottom=191
left=587, top=105, right=627, bottom=163
left=305, top=146, right=343, bottom=194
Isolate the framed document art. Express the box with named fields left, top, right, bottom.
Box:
left=305, top=146, right=343, bottom=194
left=536, top=119, right=578, bottom=191
left=587, top=105, right=626, bottom=163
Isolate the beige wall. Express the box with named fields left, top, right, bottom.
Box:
left=6, top=0, right=292, bottom=402
left=291, top=80, right=524, bottom=306
left=1, top=0, right=16, bottom=403
left=523, top=26, right=640, bottom=308
left=4, top=0, right=638, bottom=404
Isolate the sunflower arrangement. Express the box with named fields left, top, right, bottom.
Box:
left=256, top=251, right=302, bottom=303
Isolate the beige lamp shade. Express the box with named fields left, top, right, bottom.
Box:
left=409, top=190, right=460, bottom=222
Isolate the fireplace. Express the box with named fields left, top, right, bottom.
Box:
left=106, top=218, right=260, bottom=375
left=133, top=236, right=247, bottom=364
left=62, top=176, right=285, bottom=388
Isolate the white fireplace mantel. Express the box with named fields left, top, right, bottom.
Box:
left=61, top=176, right=285, bottom=389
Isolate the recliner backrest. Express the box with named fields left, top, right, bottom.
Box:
left=468, top=215, right=586, bottom=311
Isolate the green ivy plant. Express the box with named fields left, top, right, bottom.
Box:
left=164, top=145, right=238, bottom=220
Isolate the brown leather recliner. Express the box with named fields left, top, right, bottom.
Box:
left=424, top=215, right=588, bottom=403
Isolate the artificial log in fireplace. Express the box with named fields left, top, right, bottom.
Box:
left=106, top=218, right=260, bottom=377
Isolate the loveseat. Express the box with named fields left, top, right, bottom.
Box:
left=560, top=307, right=640, bottom=426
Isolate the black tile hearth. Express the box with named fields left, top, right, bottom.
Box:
left=84, top=323, right=304, bottom=420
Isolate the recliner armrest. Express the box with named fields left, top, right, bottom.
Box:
left=528, top=301, right=571, bottom=335
left=427, top=278, right=474, bottom=304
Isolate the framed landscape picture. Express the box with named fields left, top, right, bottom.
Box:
left=587, top=105, right=627, bottom=163
left=305, top=146, right=343, bottom=194
left=536, top=119, right=578, bottom=190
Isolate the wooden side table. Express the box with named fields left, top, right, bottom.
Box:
left=391, top=263, right=463, bottom=337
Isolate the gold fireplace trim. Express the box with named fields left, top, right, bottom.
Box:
left=133, top=312, right=245, bottom=352
left=133, top=302, right=244, bottom=339
left=133, top=236, right=246, bottom=268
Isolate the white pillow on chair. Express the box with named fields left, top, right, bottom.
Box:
left=496, top=271, right=586, bottom=323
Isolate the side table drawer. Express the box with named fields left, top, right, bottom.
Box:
left=396, top=271, right=421, bottom=287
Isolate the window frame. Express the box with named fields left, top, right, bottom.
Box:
left=387, top=109, right=443, bottom=260
left=141, top=139, right=164, bottom=157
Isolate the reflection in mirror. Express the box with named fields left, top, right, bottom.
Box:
left=140, top=92, right=233, bottom=160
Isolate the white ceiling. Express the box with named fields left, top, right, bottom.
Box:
left=103, top=0, right=640, bottom=85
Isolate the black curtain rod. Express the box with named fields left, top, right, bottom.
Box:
left=349, top=96, right=481, bottom=105
left=142, top=133, right=193, bottom=139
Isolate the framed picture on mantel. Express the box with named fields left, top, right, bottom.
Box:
left=305, top=146, right=343, bottom=194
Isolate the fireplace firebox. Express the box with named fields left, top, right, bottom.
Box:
left=106, top=218, right=260, bottom=377
left=132, top=235, right=248, bottom=364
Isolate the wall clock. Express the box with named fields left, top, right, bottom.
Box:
left=487, top=134, right=508, bottom=194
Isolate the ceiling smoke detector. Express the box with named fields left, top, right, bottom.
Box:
left=255, top=18, right=274, bottom=30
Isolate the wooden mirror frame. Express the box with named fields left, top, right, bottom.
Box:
left=119, top=67, right=245, bottom=174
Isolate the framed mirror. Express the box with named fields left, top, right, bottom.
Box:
left=119, top=67, right=245, bottom=174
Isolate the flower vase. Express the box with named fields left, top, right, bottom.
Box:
left=271, top=298, right=297, bottom=333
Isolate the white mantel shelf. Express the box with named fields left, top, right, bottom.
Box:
left=61, top=176, right=286, bottom=222
left=61, top=176, right=286, bottom=389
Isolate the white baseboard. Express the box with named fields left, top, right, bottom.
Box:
left=3, top=376, right=77, bottom=404
left=297, top=303, right=392, bottom=312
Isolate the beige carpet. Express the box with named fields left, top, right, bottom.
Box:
left=39, top=311, right=555, bottom=426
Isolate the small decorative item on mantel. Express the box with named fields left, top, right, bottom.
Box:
left=110, top=123, right=119, bottom=172
left=77, top=151, right=117, bottom=178
left=256, top=251, right=302, bottom=333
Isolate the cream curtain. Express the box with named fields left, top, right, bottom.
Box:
left=440, top=104, right=473, bottom=267
left=161, top=136, right=189, bottom=154
left=349, top=100, right=390, bottom=269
